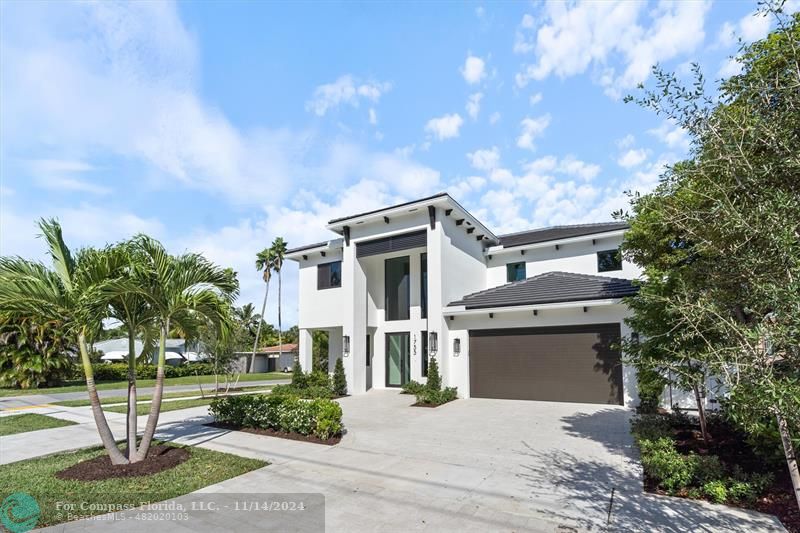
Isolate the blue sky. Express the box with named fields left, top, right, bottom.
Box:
left=0, top=0, right=791, bottom=327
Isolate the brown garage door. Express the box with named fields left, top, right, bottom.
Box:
left=469, top=324, right=623, bottom=405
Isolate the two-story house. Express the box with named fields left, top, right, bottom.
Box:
left=286, top=192, right=642, bottom=407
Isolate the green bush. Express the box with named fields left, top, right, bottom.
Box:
left=636, top=368, right=666, bottom=414
left=209, top=393, right=343, bottom=440
left=415, top=386, right=457, bottom=406
left=84, top=362, right=217, bottom=381
left=702, top=480, right=728, bottom=504
left=692, top=455, right=725, bottom=485
left=630, top=414, right=672, bottom=442
left=271, top=384, right=333, bottom=399
left=426, top=357, right=441, bottom=391
left=638, top=437, right=694, bottom=492
left=332, top=357, right=347, bottom=396
left=401, top=380, right=425, bottom=395
left=291, top=362, right=307, bottom=388
left=307, top=370, right=331, bottom=389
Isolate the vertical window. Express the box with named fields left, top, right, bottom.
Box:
left=317, top=261, right=342, bottom=289
left=597, top=249, right=623, bottom=272
left=420, top=253, right=428, bottom=319
left=506, top=261, right=526, bottom=282
left=366, top=334, right=371, bottom=367
left=385, top=256, right=410, bottom=320
left=421, top=330, right=428, bottom=377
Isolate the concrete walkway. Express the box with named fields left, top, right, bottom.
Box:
left=0, top=379, right=288, bottom=410
left=28, top=390, right=787, bottom=533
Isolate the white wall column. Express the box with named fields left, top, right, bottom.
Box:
left=342, top=242, right=367, bottom=394
left=327, top=327, right=343, bottom=374
left=427, top=213, right=448, bottom=386
left=298, top=328, right=313, bottom=372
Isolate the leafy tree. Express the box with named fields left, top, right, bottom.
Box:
left=251, top=247, right=274, bottom=372
left=270, top=237, right=288, bottom=364
left=0, top=314, right=73, bottom=388
left=332, top=357, right=347, bottom=396
left=621, top=7, right=800, bottom=509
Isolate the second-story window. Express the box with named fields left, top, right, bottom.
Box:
left=597, top=249, right=623, bottom=272
left=317, top=261, right=342, bottom=289
left=385, top=256, right=410, bottom=320
left=506, top=261, right=526, bottom=282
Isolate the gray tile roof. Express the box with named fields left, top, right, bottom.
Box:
left=448, top=271, right=638, bottom=309
left=498, top=222, right=629, bottom=248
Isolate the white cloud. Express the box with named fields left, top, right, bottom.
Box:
left=514, top=1, right=711, bottom=98
left=475, top=6, right=485, bottom=19
left=617, top=148, right=648, bottom=168
left=648, top=120, right=690, bottom=152
left=466, top=146, right=500, bottom=171
left=521, top=14, right=535, bottom=29
left=368, top=108, right=378, bottom=125
left=305, top=75, right=391, bottom=116
left=461, top=54, right=486, bottom=84
left=558, top=155, right=600, bottom=180
left=718, top=57, right=743, bottom=78
left=516, top=114, right=551, bottom=151
left=489, top=112, right=501, bottom=125
left=616, top=134, right=635, bottom=149
left=465, top=92, right=483, bottom=120
left=529, top=92, right=543, bottom=106
left=425, top=113, right=464, bottom=140
left=447, top=175, right=486, bottom=199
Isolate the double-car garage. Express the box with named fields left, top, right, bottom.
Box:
left=468, top=323, right=624, bottom=405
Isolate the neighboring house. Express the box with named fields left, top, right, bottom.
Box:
left=286, top=192, right=643, bottom=407
left=93, top=337, right=200, bottom=365
left=235, top=344, right=297, bottom=373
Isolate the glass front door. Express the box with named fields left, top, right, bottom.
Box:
left=386, top=332, right=410, bottom=387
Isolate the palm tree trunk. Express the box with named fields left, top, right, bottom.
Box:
left=126, top=330, right=137, bottom=461
left=78, top=332, right=127, bottom=465
left=776, top=410, right=800, bottom=512
left=278, top=270, right=283, bottom=365
left=250, top=281, right=269, bottom=373
left=136, top=321, right=167, bottom=461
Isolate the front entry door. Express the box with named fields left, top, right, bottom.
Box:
left=386, top=332, right=410, bottom=387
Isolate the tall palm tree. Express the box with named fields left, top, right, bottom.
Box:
left=270, top=237, right=288, bottom=364
left=125, top=235, right=238, bottom=461
left=251, top=248, right=274, bottom=373
left=0, top=220, right=128, bottom=464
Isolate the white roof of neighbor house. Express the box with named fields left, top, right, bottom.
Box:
left=93, top=337, right=186, bottom=354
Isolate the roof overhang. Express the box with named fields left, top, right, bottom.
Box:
left=286, top=238, right=344, bottom=261
left=442, top=298, right=624, bottom=316
left=325, top=193, right=499, bottom=244
left=486, top=229, right=626, bottom=256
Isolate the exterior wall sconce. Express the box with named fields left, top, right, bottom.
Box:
left=428, top=331, right=438, bottom=355
left=453, top=338, right=461, bottom=356
left=343, top=335, right=350, bottom=357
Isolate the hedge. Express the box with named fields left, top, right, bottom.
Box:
left=209, top=394, right=343, bottom=440
left=73, top=363, right=217, bottom=381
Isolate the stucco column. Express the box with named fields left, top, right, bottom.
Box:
left=327, top=327, right=343, bottom=374
left=427, top=215, right=448, bottom=386
left=342, top=242, right=367, bottom=394
left=298, top=328, right=313, bottom=372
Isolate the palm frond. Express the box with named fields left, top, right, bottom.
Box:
left=36, top=219, right=75, bottom=292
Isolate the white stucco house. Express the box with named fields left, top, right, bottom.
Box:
left=286, top=192, right=644, bottom=407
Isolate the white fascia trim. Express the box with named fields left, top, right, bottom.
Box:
left=285, top=239, right=344, bottom=261
left=486, top=229, right=627, bottom=256
left=442, top=298, right=623, bottom=316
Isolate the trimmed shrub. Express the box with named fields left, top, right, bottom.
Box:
left=271, top=384, right=334, bottom=399
left=415, top=386, right=458, bottom=406
left=307, top=370, right=331, bottom=389
left=332, top=357, right=347, bottom=396
left=426, top=357, right=441, bottom=391
left=84, top=362, right=217, bottom=381
left=636, top=368, right=666, bottom=414
left=209, top=393, right=344, bottom=440
left=291, top=362, right=307, bottom=388
left=638, top=437, right=694, bottom=492
left=401, top=380, right=425, bottom=395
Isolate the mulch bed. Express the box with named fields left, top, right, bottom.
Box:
left=55, top=445, right=190, bottom=481
left=205, top=422, right=341, bottom=446
left=644, top=418, right=799, bottom=533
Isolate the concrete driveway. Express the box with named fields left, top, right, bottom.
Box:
left=41, top=390, right=785, bottom=532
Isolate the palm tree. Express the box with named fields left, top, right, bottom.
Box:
left=125, top=235, right=238, bottom=461
left=270, top=237, right=288, bottom=365
left=0, top=220, right=128, bottom=464
left=251, top=248, right=274, bottom=373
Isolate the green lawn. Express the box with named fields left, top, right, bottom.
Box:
left=0, top=443, right=266, bottom=528
left=0, top=372, right=287, bottom=397
left=104, top=397, right=215, bottom=416
left=53, top=385, right=274, bottom=408
left=0, top=413, right=78, bottom=436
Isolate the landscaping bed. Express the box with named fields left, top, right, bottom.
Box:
left=631, top=411, right=799, bottom=532
left=0, top=413, right=77, bottom=436
left=207, top=421, right=342, bottom=445
left=209, top=393, right=343, bottom=444
left=56, top=444, right=190, bottom=480
left=0, top=443, right=266, bottom=527
left=402, top=358, right=458, bottom=407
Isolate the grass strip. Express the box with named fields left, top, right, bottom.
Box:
left=0, top=413, right=78, bottom=436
